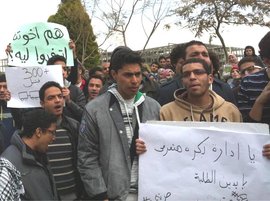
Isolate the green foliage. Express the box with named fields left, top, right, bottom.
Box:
left=48, top=0, right=100, bottom=68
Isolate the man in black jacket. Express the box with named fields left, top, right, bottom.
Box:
left=158, top=41, right=236, bottom=106
left=39, top=81, right=83, bottom=200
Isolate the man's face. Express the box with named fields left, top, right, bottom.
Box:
left=102, top=62, right=110, bottom=76
left=0, top=82, right=7, bottom=100
left=185, top=45, right=212, bottom=70
left=166, top=58, right=171, bottom=66
left=111, top=64, right=142, bottom=100
left=245, top=48, right=253, bottom=56
left=37, top=123, right=57, bottom=153
left=40, top=87, right=64, bottom=117
left=182, top=62, right=213, bottom=98
left=159, top=58, right=166, bottom=68
left=54, top=60, right=68, bottom=79
left=150, top=63, right=159, bottom=73
left=239, top=61, right=261, bottom=78
left=88, top=78, right=103, bottom=100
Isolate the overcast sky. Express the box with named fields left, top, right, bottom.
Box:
left=1, top=0, right=269, bottom=59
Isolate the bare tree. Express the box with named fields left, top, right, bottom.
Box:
left=140, top=0, right=172, bottom=55
left=174, top=0, right=270, bottom=62
left=83, top=0, right=173, bottom=52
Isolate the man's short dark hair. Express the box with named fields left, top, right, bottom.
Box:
left=47, top=55, right=66, bottom=65
left=170, top=44, right=185, bottom=66
left=89, top=74, right=105, bottom=85
left=88, top=66, right=103, bottom=77
left=244, top=45, right=256, bottom=57
left=209, top=51, right=220, bottom=75
left=183, top=40, right=207, bottom=59
left=158, top=55, right=166, bottom=62
left=0, top=74, right=6, bottom=82
left=150, top=61, right=160, bottom=67
left=238, top=56, right=265, bottom=69
left=109, top=46, right=142, bottom=73
left=39, top=81, right=62, bottom=101
left=181, top=58, right=211, bottom=75
left=259, top=31, right=270, bottom=60
left=20, top=109, right=57, bottom=138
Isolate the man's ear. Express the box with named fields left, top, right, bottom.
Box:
left=111, top=70, right=117, bottom=81
left=263, top=58, right=270, bottom=67
left=208, top=74, right=214, bottom=85
left=40, top=100, right=44, bottom=108
left=35, top=127, right=42, bottom=138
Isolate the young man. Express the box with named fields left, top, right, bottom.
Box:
left=39, top=81, right=83, bottom=200
left=158, top=55, right=167, bottom=68
left=160, top=58, right=242, bottom=122
left=0, top=74, right=17, bottom=148
left=238, top=56, right=264, bottom=78
left=1, top=109, right=58, bottom=200
left=136, top=58, right=242, bottom=155
left=78, top=46, right=160, bottom=200
left=87, top=75, right=104, bottom=102
left=157, top=41, right=236, bottom=106
left=47, top=55, right=86, bottom=122
left=237, top=32, right=270, bottom=124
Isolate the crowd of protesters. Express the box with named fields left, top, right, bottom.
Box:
left=0, top=30, right=270, bottom=200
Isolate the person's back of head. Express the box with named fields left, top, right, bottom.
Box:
left=0, top=73, right=6, bottom=82
left=259, top=31, right=270, bottom=62
left=208, top=51, right=221, bottom=77
left=170, top=44, right=185, bottom=66
left=47, top=55, right=66, bottom=65
left=109, top=46, right=142, bottom=74
left=20, top=109, right=57, bottom=138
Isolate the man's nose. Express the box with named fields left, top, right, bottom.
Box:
left=189, top=71, right=196, bottom=79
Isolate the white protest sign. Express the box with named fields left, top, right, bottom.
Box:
left=5, top=65, right=63, bottom=108
left=7, top=22, right=73, bottom=67
left=139, top=122, right=270, bottom=201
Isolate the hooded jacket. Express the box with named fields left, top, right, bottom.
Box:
left=160, top=89, right=242, bottom=122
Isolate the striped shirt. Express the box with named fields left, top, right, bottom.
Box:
left=237, top=69, right=270, bottom=123
left=47, top=128, right=76, bottom=196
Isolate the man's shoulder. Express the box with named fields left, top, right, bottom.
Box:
left=85, top=92, right=110, bottom=110
left=62, top=115, right=80, bottom=129
left=144, top=95, right=161, bottom=108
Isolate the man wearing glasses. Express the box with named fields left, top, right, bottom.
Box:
left=1, top=109, right=58, bottom=200
left=238, top=56, right=264, bottom=78
left=160, top=58, right=242, bottom=122
left=236, top=31, right=270, bottom=160
left=237, top=31, right=270, bottom=126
